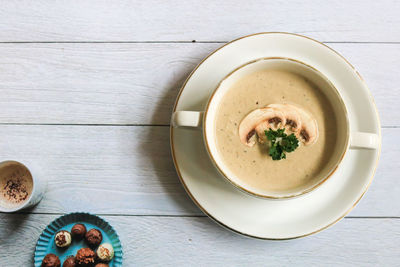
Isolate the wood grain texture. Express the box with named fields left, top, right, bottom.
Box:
left=0, top=214, right=399, bottom=266
left=0, top=0, right=399, bottom=42
left=0, top=43, right=398, bottom=126
left=0, top=43, right=219, bottom=125
left=0, top=125, right=397, bottom=216
left=0, top=0, right=398, bottom=265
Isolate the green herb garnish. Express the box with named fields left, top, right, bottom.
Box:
left=265, top=128, right=299, bottom=160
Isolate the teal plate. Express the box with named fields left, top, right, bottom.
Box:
left=34, top=212, right=123, bottom=266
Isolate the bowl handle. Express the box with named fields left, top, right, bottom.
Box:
left=171, top=111, right=203, bottom=128
left=350, top=132, right=379, bottom=150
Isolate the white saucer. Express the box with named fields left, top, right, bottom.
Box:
left=170, top=32, right=381, bottom=239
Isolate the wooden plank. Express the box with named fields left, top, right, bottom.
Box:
left=0, top=214, right=399, bottom=266
left=0, top=125, right=396, bottom=216
left=0, top=43, right=398, bottom=126
left=0, top=43, right=220, bottom=125
left=0, top=125, right=199, bottom=215
left=0, top=0, right=399, bottom=42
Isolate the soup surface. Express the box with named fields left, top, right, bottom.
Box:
left=215, top=69, right=337, bottom=193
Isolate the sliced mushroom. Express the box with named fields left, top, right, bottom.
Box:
left=239, top=108, right=286, bottom=146
left=267, top=103, right=302, bottom=132
left=290, top=105, right=319, bottom=145
left=254, top=121, right=270, bottom=143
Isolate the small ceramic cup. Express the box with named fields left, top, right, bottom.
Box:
left=172, top=57, right=379, bottom=199
left=0, top=160, right=46, bottom=212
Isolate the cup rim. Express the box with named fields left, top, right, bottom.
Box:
left=0, top=160, right=37, bottom=212
left=202, top=57, right=350, bottom=199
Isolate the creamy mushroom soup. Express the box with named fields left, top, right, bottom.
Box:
left=215, top=69, right=337, bottom=193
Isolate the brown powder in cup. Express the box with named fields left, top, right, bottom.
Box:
left=0, top=162, right=33, bottom=209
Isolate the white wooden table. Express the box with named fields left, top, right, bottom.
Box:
left=0, top=1, right=399, bottom=266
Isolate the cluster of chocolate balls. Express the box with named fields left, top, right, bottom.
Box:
left=41, top=224, right=115, bottom=267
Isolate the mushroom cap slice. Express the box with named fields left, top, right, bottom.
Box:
left=268, top=103, right=302, bottom=132
left=290, top=105, right=319, bottom=145
left=255, top=121, right=270, bottom=144
left=239, top=107, right=286, bottom=146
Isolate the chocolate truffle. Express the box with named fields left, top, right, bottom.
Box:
left=62, top=256, right=76, bottom=267
left=75, top=248, right=95, bottom=266
left=54, top=230, right=72, bottom=248
left=96, top=243, right=114, bottom=261
left=85, top=228, right=102, bottom=247
left=42, top=254, right=61, bottom=267
left=71, top=223, right=87, bottom=240
left=95, top=264, right=109, bottom=267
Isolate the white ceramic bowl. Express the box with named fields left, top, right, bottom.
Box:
left=173, top=57, right=378, bottom=198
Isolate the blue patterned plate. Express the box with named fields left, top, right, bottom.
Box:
left=34, top=212, right=123, bottom=266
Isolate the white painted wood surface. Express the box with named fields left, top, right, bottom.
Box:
left=0, top=125, right=398, bottom=217
left=1, top=215, right=399, bottom=266
left=0, top=0, right=399, bottom=266
left=0, top=43, right=399, bottom=126
left=0, top=0, right=399, bottom=42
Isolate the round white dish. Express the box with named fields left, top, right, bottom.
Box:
left=170, top=32, right=381, bottom=239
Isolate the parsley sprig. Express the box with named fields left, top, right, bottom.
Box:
left=265, top=128, right=299, bottom=160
